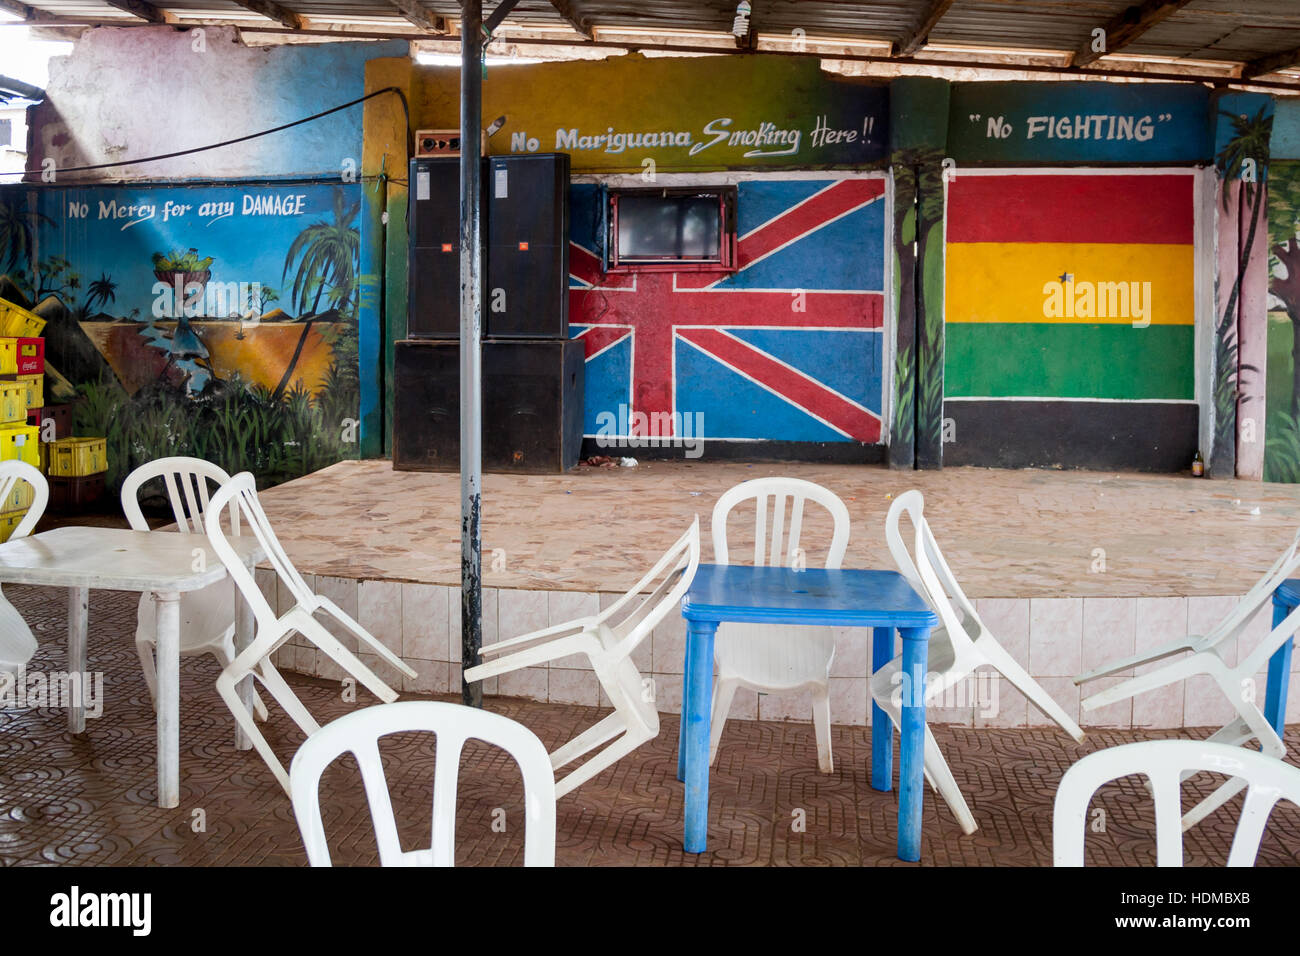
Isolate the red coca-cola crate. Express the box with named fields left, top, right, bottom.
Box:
left=16, top=338, right=43, bottom=376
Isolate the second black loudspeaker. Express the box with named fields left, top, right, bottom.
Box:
left=486, top=153, right=570, bottom=338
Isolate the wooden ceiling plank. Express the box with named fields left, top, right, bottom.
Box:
left=1073, top=0, right=1194, bottom=67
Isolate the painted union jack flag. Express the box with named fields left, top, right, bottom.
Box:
left=568, top=176, right=887, bottom=444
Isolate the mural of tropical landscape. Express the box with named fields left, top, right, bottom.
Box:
left=0, top=181, right=364, bottom=493
left=1267, top=160, right=1300, bottom=482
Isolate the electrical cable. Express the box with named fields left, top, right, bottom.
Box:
left=20, top=86, right=412, bottom=180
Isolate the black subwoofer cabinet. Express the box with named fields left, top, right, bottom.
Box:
left=393, top=338, right=584, bottom=474
left=486, top=153, right=570, bottom=338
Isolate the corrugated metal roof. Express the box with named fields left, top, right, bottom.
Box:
left=18, top=0, right=1300, bottom=87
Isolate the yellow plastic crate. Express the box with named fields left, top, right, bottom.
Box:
left=0, top=423, right=38, bottom=467
left=0, top=298, right=45, bottom=338
left=4, top=374, right=43, bottom=410
left=37, top=440, right=45, bottom=474
left=0, top=381, right=25, bottom=424
left=49, top=436, right=106, bottom=477
left=0, top=477, right=33, bottom=514
left=0, top=509, right=26, bottom=543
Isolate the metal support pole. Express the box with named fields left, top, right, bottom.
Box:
left=460, top=0, right=484, bottom=708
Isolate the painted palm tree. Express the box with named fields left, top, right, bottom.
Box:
left=276, top=189, right=360, bottom=398
left=0, top=196, right=48, bottom=277
left=1211, top=104, right=1273, bottom=477
left=85, top=273, right=117, bottom=316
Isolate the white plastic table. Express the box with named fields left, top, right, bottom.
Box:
left=0, top=526, right=265, bottom=808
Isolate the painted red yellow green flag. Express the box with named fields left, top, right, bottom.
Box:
left=944, top=173, right=1196, bottom=401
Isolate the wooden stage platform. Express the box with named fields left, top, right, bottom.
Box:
left=252, top=459, right=1300, bottom=732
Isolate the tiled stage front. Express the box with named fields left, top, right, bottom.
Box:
left=252, top=460, right=1300, bottom=731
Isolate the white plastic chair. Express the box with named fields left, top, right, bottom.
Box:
left=290, top=700, right=557, bottom=866
left=0, top=461, right=47, bottom=676
left=204, top=472, right=417, bottom=793
left=121, top=456, right=268, bottom=722
left=878, top=489, right=1085, bottom=834
left=708, top=477, right=851, bottom=773
left=1075, top=527, right=1300, bottom=831
left=1054, top=740, right=1300, bottom=866
left=464, top=517, right=700, bottom=799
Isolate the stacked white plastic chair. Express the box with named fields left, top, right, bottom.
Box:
left=290, top=700, right=556, bottom=866
left=879, top=489, right=1084, bottom=834
left=1075, top=527, right=1300, bottom=831
left=1054, top=740, right=1300, bottom=866
left=121, top=457, right=269, bottom=722
left=465, top=517, right=700, bottom=798
left=0, top=461, right=48, bottom=677
left=708, top=477, right=850, bottom=773
left=204, top=472, right=417, bottom=792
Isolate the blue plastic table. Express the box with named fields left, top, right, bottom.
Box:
left=1267, top=579, right=1300, bottom=735
left=678, top=564, right=940, bottom=861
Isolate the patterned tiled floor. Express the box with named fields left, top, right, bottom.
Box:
left=3, top=584, right=1300, bottom=867
left=254, top=460, right=1300, bottom=598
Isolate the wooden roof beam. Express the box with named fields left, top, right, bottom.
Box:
left=103, top=0, right=174, bottom=23
left=228, top=0, right=306, bottom=30
left=385, top=0, right=446, bottom=33
left=1243, top=45, right=1300, bottom=80
left=0, top=0, right=59, bottom=21
left=547, top=0, right=591, bottom=38
left=1072, top=0, right=1193, bottom=67
left=897, top=0, right=954, bottom=57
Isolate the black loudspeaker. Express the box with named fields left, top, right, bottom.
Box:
left=407, top=158, right=459, bottom=338
left=486, top=153, right=570, bottom=338
left=393, top=339, right=459, bottom=470
left=407, top=158, right=490, bottom=338
left=393, top=338, right=584, bottom=474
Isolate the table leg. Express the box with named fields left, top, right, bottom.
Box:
left=155, top=589, right=181, bottom=809
left=898, top=626, right=930, bottom=863
left=683, top=619, right=717, bottom=854
left=677, top=615, right=692, bottom=784
left=871, top=626, right=894, bottom=792
left=1265, top=597, right=1295, bottom=740
left=66, top=587, right=88, bottom=735
left=234, top=559, right=256, bottom=751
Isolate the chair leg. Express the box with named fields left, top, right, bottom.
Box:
left=213, top=644, right=270, bottom=722
left=922, top=724, right=977, bottom=834
left=1182, top=711, right=1286, bottom=832
left=554, top=727, right=651, bottom=799
left=254, top=659, right=323, bottom=738
left=215, top=668, right=290, bottom=793
left=811, top=683, right=834, bottom=774
left=136, top=638, right=159, bottom=711
left=981, top=642, right=1085, bottom=742
left=550, top=712, right=625, bottom=771
left=307, top=622, right=401, bottom=705
left=709, top=677, right=738, bottom=766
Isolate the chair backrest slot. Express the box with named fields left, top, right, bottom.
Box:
left=289, top=701, right=557, bottom=867
left=712, top=478, right=850, bottom=572
left=1053, top=740, right=1300, bottom=867
left=121, top=456, right=236, bottom=538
